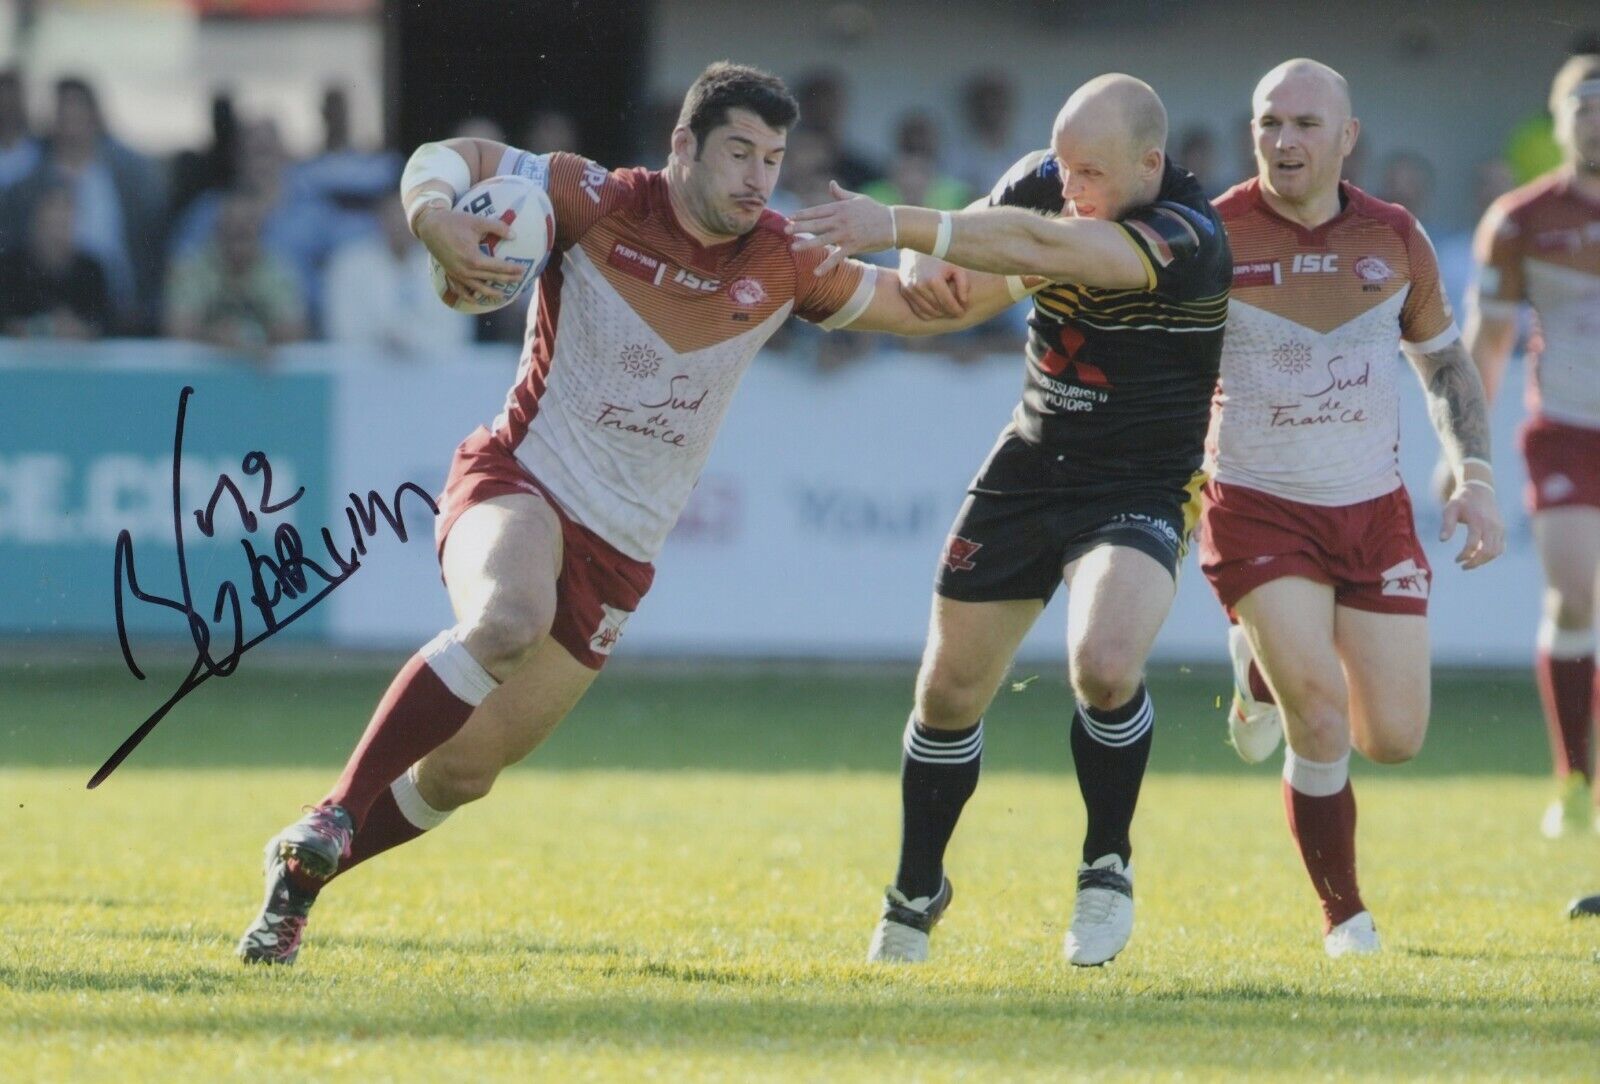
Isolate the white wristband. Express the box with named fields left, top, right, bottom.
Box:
left=1461, top=456, right=1493, bottom=474
left=931, top=211, right=953, bottom=259
left=889, top=206, right=900, bottom=249
left=405, top=191, right=453, bottom=235
left=1459, top=478, right=1495, bottom=494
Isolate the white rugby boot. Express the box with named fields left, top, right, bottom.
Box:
left=1540, top=774, right=1591, bottom=839
left=1324, top=910, right=1381, bottom=958
left=867, top=878, right=953, bottom=963
left=1063, top=854, right=1134, bottom=967
left=1227, top=624, right=1282, bottom=764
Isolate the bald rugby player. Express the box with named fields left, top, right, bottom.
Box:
left=1467, top=54, right=1600, bottom=840
left=236, top=62, right=1033, bottom=965
left=792, top=74, right=1230, bottom=966
left=1204, top=59, right=1502, bottom=956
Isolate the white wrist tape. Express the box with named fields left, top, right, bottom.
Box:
left=931, top=211, right=953, bottom=259
left=889, top=206, right=900, bottom=249
left=1460, top=456, right=1493, bottom=475
left=1459, top=478, right=1495, bottom=494
left=404, top=191, right=452, bottom=234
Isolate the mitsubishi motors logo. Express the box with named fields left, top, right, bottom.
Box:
left=1380, top=559, right=1430, bottom=600
left=1038, top=325, right=1113, bottom=388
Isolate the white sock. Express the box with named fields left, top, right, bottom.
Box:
left=1538, top=620, right=1596, bottom=660
left=1283, top=748, right=1349, bottom=797
left=420, top=627, right=499, bottom=706
left=391, top=762, right=453, bottom=830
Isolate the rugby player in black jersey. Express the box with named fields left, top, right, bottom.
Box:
left=791, top=74, right=1229, bottom=966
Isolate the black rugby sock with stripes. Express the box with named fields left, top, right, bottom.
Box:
left=1071, top=685, right=1154, bottom=865
left=893, top=717, right=983, bottom=901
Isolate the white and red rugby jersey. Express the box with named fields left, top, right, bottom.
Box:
left=1205, top=179, right=1458, bottom=505
left=481, top=148, right=876, bottom=561
left=1473, top=169, right=1600, bottom=428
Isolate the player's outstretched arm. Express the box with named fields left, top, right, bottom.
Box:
left=1408, top=338, right=1505, bottom=569
left=788, top=181, right=1149, bottom=290
left=846, top=263, right=1025, bottom=337
left=399, top=138, right=526, bottom=306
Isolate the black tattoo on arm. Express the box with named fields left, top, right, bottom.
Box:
left=1417, top=339, right=1493, bottom=467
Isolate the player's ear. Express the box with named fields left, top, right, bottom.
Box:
left=1144, top=147, right=1164, bottom=180
left=670, top=125, right=696, bottom=166
left=1342, top=117, right=1360, bottom=158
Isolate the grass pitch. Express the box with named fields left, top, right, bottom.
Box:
left=3, top=656, right=1599, bottom=1081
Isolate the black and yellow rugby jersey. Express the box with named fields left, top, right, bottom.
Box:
left=989, top=150, right=1230, bottom=482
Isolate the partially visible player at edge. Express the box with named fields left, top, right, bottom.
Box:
left=791, top=74, right=1231, bottom=967
left=235, top=62, right=1024, bottom=964
left=1201, top=59, right=1503, bottom=957
left=1466, top=54, right=1600, bottom=840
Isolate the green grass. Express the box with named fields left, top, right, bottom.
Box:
left=3, top=658, right=1599, bottom=1081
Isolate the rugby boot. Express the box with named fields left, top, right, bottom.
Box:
left=1540, top=773, right=1591, bottom=839
left=1323, top=910, right=1381, bottom=958
left=1227, top=624, right=1282, bottom=764
left=237, top=834, right=319, bottom=965
left=867, top=878, right=953, bottom=963
left=275, top=803, right=354, bottom=878
left=1064, top=854, right=1134, bottom=966
left=1567, top=894, right=1600, bottom=918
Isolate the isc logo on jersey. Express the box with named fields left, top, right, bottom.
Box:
left=1292, top=253, right=1339, bottom=274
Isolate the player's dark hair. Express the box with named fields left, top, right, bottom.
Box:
left=677, top=62, right=798, bottom=157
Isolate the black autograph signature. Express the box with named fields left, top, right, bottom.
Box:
left=95, top=385, right=437, bottom=788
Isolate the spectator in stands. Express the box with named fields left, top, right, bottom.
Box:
left=0, top=69, right=40, bottom=194
left=0, top=181, right=110, bottom=339
left=1177, top=124, right=1224, bottom=197
left=293, top=86, right=401, bottom=213
left=794, top=69, right=879, bottom=188
left=8, top=77, right=165, bottom=333
left=1378, top=149, right=1438, bottom=229
left=452, top=116, right=506, bottom=143
left=169, top=92, right=239, bottom=222
left=521, top=108, right=581, bottom=155
left=164, top=192, right=305, bottom=353
left=1229, top=108, right=1256, bottom=190
left=170, top=118, right=356, bottom=332
left=948, top=70, right=1023, bottom=194
left=325, top=194, right=471, bottom=357
left=770, top=127, right=840, bottom=217
left=863, top=112, right=972, bottom=212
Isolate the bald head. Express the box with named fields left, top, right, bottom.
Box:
left=1253, top=58, right=1351, bottom=124
left=1250, top=58, right=1359, bottom=219
left=1055, top=73, right=1168, bottom=161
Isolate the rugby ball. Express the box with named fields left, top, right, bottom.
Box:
left=429, top=175, right=555, bottom=314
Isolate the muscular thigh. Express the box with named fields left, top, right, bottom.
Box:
left=1533, top=507, right=1600, bottom=609
left=1334, top=606, right=1430, bottom=761
left=1063, top=545, right=1176, bottom=687
left=915, top=596, right=1042, bottom=728
left=440, top=492, right=564, bottom=662
left=1234, top=576, right=1345, bottom=753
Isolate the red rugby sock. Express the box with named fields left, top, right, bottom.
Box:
left=1248, top=660, right=1276, bottom=705
left=324, top=631, right=497, bottom=826
left=1282, top=749, right=1364, bottom=932
left=1536, top=650, right=1594, bottom=780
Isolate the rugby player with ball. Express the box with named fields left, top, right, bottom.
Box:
left=236, top=61, right=1034, bottom=964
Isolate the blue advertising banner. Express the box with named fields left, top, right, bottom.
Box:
left=0, top=354, right=332, bottom=646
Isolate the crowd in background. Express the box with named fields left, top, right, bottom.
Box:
left=0, top=65, right=1545, bottom=369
